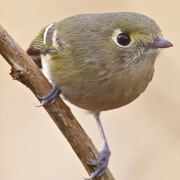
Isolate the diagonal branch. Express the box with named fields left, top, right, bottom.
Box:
left=0, top=24, right=114, bottom=180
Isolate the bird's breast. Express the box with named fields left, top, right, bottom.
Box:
left=61, top=57, right=155, bottom=112
left=41, top=51, right=156, bottom=113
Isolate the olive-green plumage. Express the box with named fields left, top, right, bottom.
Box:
left=27, top=12, right=171, bottom=113
left=27, top=12, right=172, bottom=179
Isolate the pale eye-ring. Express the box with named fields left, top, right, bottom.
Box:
left=117, top=34, right=131, bottom=46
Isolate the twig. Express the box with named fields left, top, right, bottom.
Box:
left=0, top=24, right=114, bottom=180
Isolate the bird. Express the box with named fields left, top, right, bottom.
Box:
left=27, top=12, right=173, bottom=179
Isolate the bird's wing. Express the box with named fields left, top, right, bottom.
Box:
left=27, top=23, right=70, bottom=68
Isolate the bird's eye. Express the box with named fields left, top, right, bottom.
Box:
left=117, top=34, right=131, bottom=46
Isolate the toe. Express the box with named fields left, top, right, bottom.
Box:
left=36, top=86, right=61, bottom=106
left=86, top=147, right=111, bottom=179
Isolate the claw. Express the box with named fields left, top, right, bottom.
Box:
left=35, top=85, right=61, bottom=106
left=85, top=113, right=112, bottom=179
left=86, top=146, right=111, bottom=179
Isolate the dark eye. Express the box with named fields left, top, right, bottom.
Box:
left=117, top=34, right=131, bottom=46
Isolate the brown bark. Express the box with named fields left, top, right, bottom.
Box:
left=0, top=24, right=114, bottom=180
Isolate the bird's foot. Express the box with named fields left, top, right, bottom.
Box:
left=36, top=85, right=61, bottom=107
left=85, top=146, right=111, bottom=179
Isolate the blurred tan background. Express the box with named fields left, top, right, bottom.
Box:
left=0, top=0, right=180, bottom=179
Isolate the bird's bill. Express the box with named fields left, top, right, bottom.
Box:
left=148, top=38, right=173, bottom=48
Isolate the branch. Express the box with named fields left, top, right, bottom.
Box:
left=0, top=25, right=114, bottom=180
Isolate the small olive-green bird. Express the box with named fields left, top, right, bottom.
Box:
left=27, top=12, right=172, bottom=179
